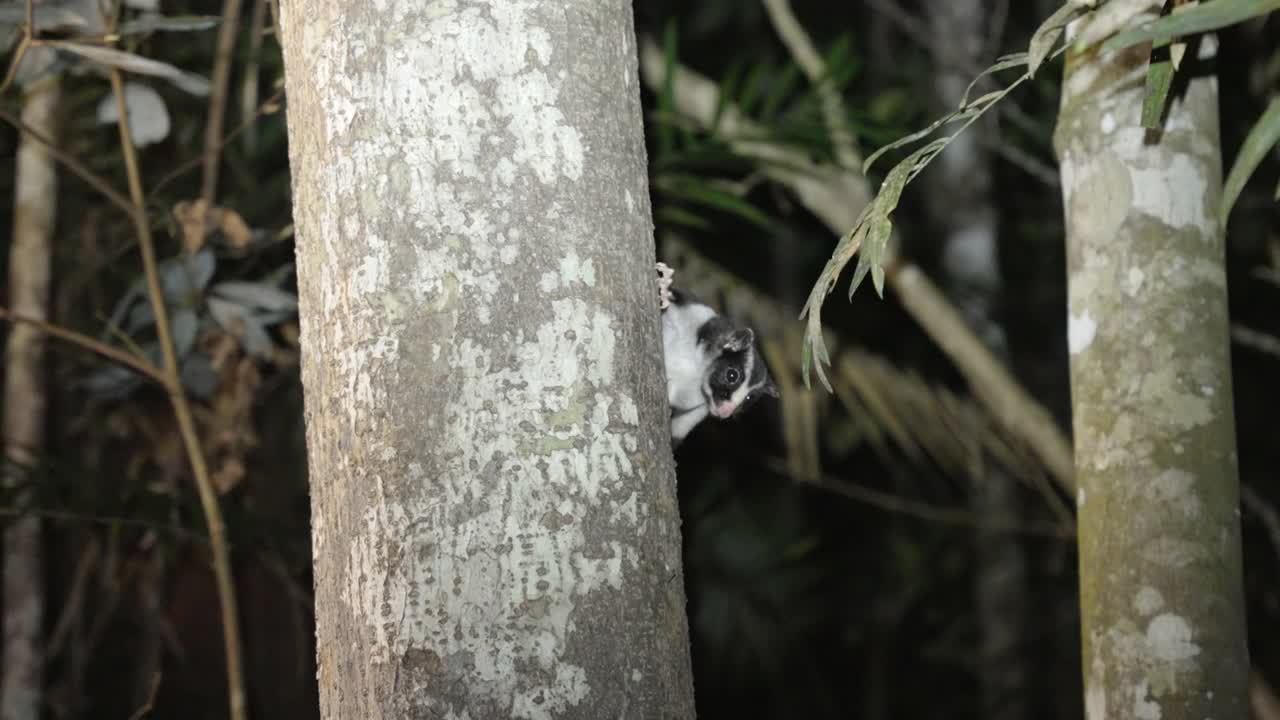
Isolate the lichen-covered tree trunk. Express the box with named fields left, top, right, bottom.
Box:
left=1054, top=6, right=1250, bottom=719
left=2, top=72, right=58, bottom=720
left=278, top=1, right=695, bottom=718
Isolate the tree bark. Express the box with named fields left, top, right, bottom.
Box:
left=2, top=72, right=58, bottom=720
left=1054, top=5, right=1250, bottom=719
left=279, top=1, right=695, bottom=718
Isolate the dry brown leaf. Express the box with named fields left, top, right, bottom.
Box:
left=172, top=199, right=253, bottom=252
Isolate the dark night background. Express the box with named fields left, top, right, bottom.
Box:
left=0, top=1, right=1277, bottom=718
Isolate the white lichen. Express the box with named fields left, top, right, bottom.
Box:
left=1146, top=613, right=1200, bottom=662
left=1069, top=311, right=1098, bottom=355
left=1133, top=679, right=1161, bottom=720
left=1134, top=586, right=1164, bottom=616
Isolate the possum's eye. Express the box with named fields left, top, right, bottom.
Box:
left=724, top=368, right=741, bottom=385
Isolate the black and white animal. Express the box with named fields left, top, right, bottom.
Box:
left=657, top=262, right=778, bottom=445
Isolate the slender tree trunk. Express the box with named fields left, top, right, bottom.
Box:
left=279, top=1, right=695, bottom=718
left=2, top=73, right=59, bottom=720
left=923, top=2, right=1028, bottom=717
left=1054, top=6, right=1250, bottom=719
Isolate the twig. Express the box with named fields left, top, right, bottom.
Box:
left=760, top=0, right=862, bottom=169
left=0, top=34, right=31, bottom=97
left=1241, top=485, right=1280, bottom=573
left=201, top=0, right=246, bottom=212
left=0, top=109, right=134, bottom=215
left=46, top=538, right=99, bottom=658
left=239, top=0, right=268, bottom=154
left=108, top=67, right=248, bottom=720
left=980, top=133, right=1061, bottom=188
left=639, top=37, right=1077, bottom=493
left=764, top=458, right=1071, bottom=538
left=0, top=307, right=165, bottom=384
left=126, top=672, right=162, bottom=720
left=152, top=87, right=284, bottom=196
left=1232, top=324, right=1280, bottom=358
left=0, top=505, right=213, bottom=545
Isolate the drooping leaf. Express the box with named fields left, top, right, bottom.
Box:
left=1028, top=2, right=1090, bottom=77
left=118, top=14, right=220, bottom=35
left=803, top=41, right=1051, bottom=390
left=208, top=297, right=273, bottom=357
left=1102, top=0, right=1280, bottom=51
left=181, top=352, right=218, bottom=398
left=170, top=307, right=200, bottom=357
left=211, top=281, right=298, bottom=313
left=159, top=247, right=217, bottom=304
left=46, top=40, right=210, bottom=95
left=961, top=52, right=1029, bottom=107
left=1221, top=97, right=1280, bottom=228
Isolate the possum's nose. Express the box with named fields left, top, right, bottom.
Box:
left=711, top=402, right=737, bottom=419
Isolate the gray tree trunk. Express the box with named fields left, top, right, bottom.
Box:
left=1054, top=5, right=1250, bottom=719
left=278, top=2, right=696, bottom=718
left=2, top=71, right=58, bottom=720
left=924, top=2, right=1028, bottom=718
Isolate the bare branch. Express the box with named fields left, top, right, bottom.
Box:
left=108, top=60, right=248, bottom=720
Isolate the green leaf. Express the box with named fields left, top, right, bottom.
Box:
left=961, top=52, right=1029, bottom=106
left=658, top=21, right=679, bottom=156
left=1140, top=40, right=1174, bottom=129
left=1102, top=0, right=1280, bottom=51
left=712, top=60, right=745, bottom=133
left=1221, top=97, right=1280, bottom=228
left=654, top=174, right=777, bottom=231
left=761, top=63, right=800, bottom=121
left=737, top=62, right=771, bottom=118
left=1028, top=3, right=1089, bottom=77
left=657, top=206, right=714, bottom=231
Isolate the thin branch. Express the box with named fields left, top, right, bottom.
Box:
left=764, top=458, right=1071, bottom=538
left=0, top=308, right=166, bottom=384
left=126, top=672, right=162, bottom=720
left=201, top=0, right=246, bottom=211
left=108, top=67, right=248, bottom=720
left=152, top=87, right=284, bottom=196
left=46, top=538, right=99, bottom=658
left=760, top=0, right=862, bottom=169
left=980, top=133, right=1061, bottom=188
left=0, top=33, right=32, bottom=97
left=239, top=0, right=268, bottom=153
left=1241, top=485, right=1280, bottom=573
left=1232, top=324, right=1280, bottom=358
left=0, top=109, right=134, bottom=215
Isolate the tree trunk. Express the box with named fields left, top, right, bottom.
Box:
left=923, top=2, right=1028, bottom=718
left=2, top=72, right=59, bottom=720
left=278, top=1, right=696, bottom=718
left=1054, top=6, right=1250, bottom=719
